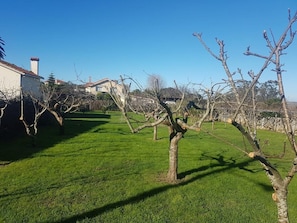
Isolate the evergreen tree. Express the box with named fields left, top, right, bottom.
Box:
left=48, top=73, right=56, bottom=90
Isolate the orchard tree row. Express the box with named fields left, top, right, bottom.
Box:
left=106, top=10, right=297, bottom=223
left=1, top=10, right=297, bottom=222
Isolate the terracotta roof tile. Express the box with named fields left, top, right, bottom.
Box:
left=0, top=60, right=36, bottom=75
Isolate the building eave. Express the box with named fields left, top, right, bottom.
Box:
left=0, top=60, right=43, bottom=79
left=22, top=73, right=44, bottom=79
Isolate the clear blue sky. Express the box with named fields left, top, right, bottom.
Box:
left=2, top=0, right=297, bottom=100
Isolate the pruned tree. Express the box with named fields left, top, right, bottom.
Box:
left=110, top=76, right=219, bottom=182
left=19, top=90, right=47, bottom=145
left=190, top=82, right=225, bottom=130
left=107, top=75, right=135, bottom=133
left=30, top=79, right=90, bottom=134
left=145, top=75, right=169, bottom=141
left=194, top=9, right=297, bottom=223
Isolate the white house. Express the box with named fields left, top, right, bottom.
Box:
left=86, top=78, right=116, bottom=94
left=86, top=78, right=126, bottom=100
left=0, top=57, right=43, bottom=98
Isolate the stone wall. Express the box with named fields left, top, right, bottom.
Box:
left=218, top=112, right=297, bottom=133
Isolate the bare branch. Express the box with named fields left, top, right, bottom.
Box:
left=192, top=33, right=221, bottom=61
left=132, top=113, right=169, bottom=133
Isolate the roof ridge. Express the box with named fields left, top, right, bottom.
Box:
left=0, top=59, right=36, bottom=75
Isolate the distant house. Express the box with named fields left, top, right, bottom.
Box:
left=160, top=87, right=182, bottom=104
left=86, top=78, right=125, bottom=100
left=0, top=57, right=43, bottom=98
left=44, top=78, right=66, bottom=86
left=86, top=78, right=116, bottom=94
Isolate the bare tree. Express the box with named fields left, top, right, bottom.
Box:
left=144, top=75, right=169, bottom=140
left=107, top=75, right=135, bottom=133
left=191, top=82, right=225, bottom=130
left=30, top=81, right=89, bottom=134
left=146, top=74, right=166, bottom=91
left=194, top=9, right=297, bottom=223
left=19, top=90, right=47, bottom=145
left=110, top=76, right=217, bottom=182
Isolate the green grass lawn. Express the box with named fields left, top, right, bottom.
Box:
left=0, top=111, right=297, bottom=222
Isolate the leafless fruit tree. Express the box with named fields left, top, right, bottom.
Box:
left=30, top=83, right=89, bottom=134
left=20, top=90, right=47, bottom=145
left=194, top=9, right=297, bottom=223
left=110, top=76, right=219, bottom=182
left=107, top=75, right=135, bottom=133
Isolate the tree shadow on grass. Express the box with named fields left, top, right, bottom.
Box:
left=65, top=113, right=111, bottom=119
left=181, top=152, right=272, bottom=192
left=178, top=152, right=258, bottom=179
left=54, top=154, right=266, bottom=223
left=0, top=114, right=110, bottom=163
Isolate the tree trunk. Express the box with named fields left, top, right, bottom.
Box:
left=121, top=108, right=134, bottom=133
left=167, top=132, right=183, bottom=182
left=56, top=116, right=64, bottom=135
left=274, top=187, right=289, bottom=223
left=153, top=125, right=157, bottom=140
left=49, top=110, right=65, bottom=135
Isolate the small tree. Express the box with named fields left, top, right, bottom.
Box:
left=30, top=80, right=90, bottom=134
left=107, top=76, right=135, bottom=133
left=146, top=74, right=166, bottom=91
left=194, top=9, right=297, bottom=223
left=111, top=76, right=218, bottom=182
left=19, top=90, right=47, bottom=145
left=47, top=73, right=56, bottom=89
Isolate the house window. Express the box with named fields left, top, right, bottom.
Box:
left=96, top=85, right=103, bottom=92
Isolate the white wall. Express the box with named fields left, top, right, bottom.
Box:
left=0, top=66, right=21, bottom=98
left=0, top=66, right=42, bottom=99
left=88, top=81, right=125, bottom=102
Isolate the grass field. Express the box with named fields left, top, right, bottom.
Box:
left=1, top=111, right=297, bottom=222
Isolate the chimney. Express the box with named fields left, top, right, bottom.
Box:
left=30, top=57, right=39, bottom=75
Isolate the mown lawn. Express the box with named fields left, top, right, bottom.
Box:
left=0, top=111, right=297, bottom=222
